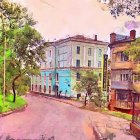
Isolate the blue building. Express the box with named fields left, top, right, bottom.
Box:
left=31, top=35, right=108, bottom=97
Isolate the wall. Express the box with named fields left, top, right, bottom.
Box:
left=55, top=69, right=71, bottom=96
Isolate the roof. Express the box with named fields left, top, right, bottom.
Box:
left=109, top=33, right=135, bottom=48
left=48, top=35, right=109, bottom=46
left=116, top=34, right=129, bottom=41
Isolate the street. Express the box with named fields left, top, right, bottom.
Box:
left=0, top=95, right=95, bottom=140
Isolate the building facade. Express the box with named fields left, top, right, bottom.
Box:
left=31, top=35, right=108, bottom=97
left=108, top=30, right=140, bottom=114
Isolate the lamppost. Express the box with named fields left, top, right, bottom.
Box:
left=132, top=93, right=136, bottom=123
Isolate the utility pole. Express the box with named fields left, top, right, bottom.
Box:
left=1, top=12, right=6, bottom=105
left=3, top=32, right=6, bottom=104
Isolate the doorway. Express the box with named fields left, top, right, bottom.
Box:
left=55, top=85, right=59, bottom=96
left=49, top=86, right=51, bottom=94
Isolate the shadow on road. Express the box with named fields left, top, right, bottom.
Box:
left=0, top=135, right=55, bottom=140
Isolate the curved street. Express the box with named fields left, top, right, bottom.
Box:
left=0, top=94, right=137, bottom=140
left=0, top=95, right=95, bottom=140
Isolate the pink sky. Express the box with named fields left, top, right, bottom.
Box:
left=17, top=0, right=140, bottom=41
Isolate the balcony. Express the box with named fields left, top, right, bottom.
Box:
left=111, top=61, right=133, bottom=70
left=111, top=81, right=132, bottom=90
left=115, top=100, right=132, bottom=109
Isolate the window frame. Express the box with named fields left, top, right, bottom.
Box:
left=76, top=73, right=80, bottom=81
left=76, top=59, right=80, bottom=67
left=99, top=49, right=102, bottom=57
left=88, top=60, right=91, bottom=67
left=88, top=48, right=92, bottom=56
left=77, top=46, right=80, bottom=54
left=98, top=61, right=101, bottom=68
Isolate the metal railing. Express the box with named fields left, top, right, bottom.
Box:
left=115, top=100, right=132, bottom=109
left=133, top=109, right=140, bottom=126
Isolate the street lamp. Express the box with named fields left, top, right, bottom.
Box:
left=132, top=93, right=136, bottom=123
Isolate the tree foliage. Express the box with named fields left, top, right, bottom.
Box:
left=125, top=38, right=140, bottom=73
left=98, top=0, right=140, bottom=18
left=74, top=71, right=99, bottom=94
left=74, top=71, right=101, bottom=106
left=0, top=0, right=47, bottom=102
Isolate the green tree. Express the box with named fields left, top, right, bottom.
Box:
left=74, top=71, right=100, bottom=106
left=125, top=38, right=140, bottom=73
left=0, top=0, right=47, bottom=102
left=98, top=0, right=140, bottom=18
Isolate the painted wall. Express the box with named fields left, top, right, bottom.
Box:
left=56, top=69, right=71, bottom=96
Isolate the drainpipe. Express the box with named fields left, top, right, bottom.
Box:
left=54, top=43, right=57, bottom=96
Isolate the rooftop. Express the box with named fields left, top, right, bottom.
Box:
left=109, top=30, right=136, bottom=48
left=48, top=35, right=109, bottom=46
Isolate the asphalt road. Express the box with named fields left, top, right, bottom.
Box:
left=0, top=95, right=95, bottom=140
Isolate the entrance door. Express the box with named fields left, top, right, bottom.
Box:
left=44, top=85, right=46, bottom=93
left=55, top=85, right=59, bottom=96
left=49, top=86, right=51, bottom=94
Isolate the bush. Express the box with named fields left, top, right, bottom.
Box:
left=0, top=94, right=27, bottom=113
left=17, top=85, right=29, bottom=95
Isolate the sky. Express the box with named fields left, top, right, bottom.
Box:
left=15, top=0, right=140, bottom=42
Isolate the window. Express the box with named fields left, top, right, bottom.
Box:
left=76, top=73, right=80, bottom=81
left=49, top=50, right=51, bottom=57
left=88, top=60, right=91, bottom=67
left=49, top=73, right=52, bottom=80
left=77, top=46, right=80, bottom=54
left=88, top=48, right=92, bottom=56
left=99, top=49, right=102, bottom=57
left=58, top=61, right=60, bottom=67
left=45, top=62, right=47, bottom=68
left=98, top=61, right=101, bottom=68
left=121, top=52, right=128, bottom=61
left=120, top=74, right=129, bottom=81
left=76, top=60, right=80, bottom=67
left=50, top=62, right=52, bottom=68
left=56, top=73, right=59, bottom=81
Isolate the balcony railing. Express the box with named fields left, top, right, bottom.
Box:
left=115, top=100, right=132, bottom=109
left=111, top=61, right=133, bottom=70
left=133, top=109, right=140, bottom=126
left=111, top=81, right=132, bottom=90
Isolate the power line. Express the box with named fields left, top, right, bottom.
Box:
left=40, top=0, right=56, bottom=8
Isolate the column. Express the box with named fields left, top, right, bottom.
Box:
left=94, top=47, right=97, bottom=67
left=83, top=46, right=86, bottom=66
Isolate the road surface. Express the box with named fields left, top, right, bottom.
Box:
left=0, top=95, right=95, bottom=140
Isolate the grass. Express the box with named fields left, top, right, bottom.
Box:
left=0, top=94, right=27, bottom=113
left=101, top=108, right=132, bottom=121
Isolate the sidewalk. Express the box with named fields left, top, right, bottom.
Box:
left=89, top=111, right=136, bottom=140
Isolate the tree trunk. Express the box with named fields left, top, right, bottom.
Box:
left=12, top=75, right=21, bottom=102
left=85, top=93, right=88, bottom=106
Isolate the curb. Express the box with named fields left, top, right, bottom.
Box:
left=0, top=104, right=28, bottom=117
left=30, top=93, right=82, bottom=108
left=93, top=124, right=106, bottom=140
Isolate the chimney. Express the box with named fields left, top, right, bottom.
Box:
left=110, top=33, right=116, bottom=43
left=95, top=35, right=97, bottom=41
left=130, top=30, right=136, bottom=40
